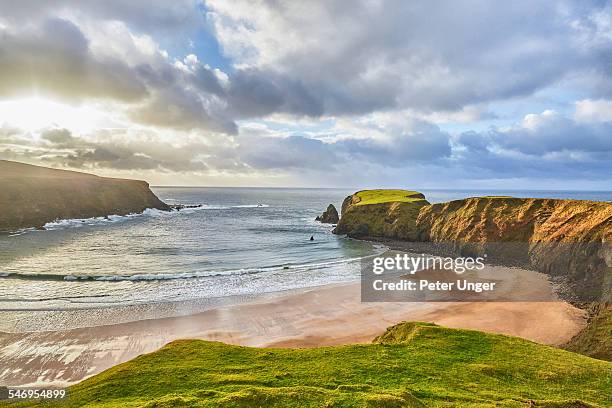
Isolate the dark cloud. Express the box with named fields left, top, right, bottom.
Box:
left=129, top=88, right=237, bottom=133
left=226, top=70, right=325, bottom=118
left=457, top=111, right=612, bottom=155
left=40, top=128, right=79, bottom=146
left=0, top=0, right=201, bottom=36
left=1, top=128, right=209, bottom=172
left=0, top=18, right=147, bottom=102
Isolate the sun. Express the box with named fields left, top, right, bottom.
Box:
left=0, top=97, right=112, bottom=132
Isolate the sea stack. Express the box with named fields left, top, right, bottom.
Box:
left=315, top=204, right=339, bottom=224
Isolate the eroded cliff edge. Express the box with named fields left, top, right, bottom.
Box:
left=333, top=189, right=612, bottom=359
left=0, top=160, right=169, bottom=231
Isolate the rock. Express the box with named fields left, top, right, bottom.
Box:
left=315, top=204, right=339, bottom=224
left=169, top=204, right=203, bottom=211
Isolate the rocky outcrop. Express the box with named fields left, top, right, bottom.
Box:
left=333, top=190, right=430, bottom=239
left=315, top=204, right=339, bottom=224
left=0, top=160, right=169, bottom=231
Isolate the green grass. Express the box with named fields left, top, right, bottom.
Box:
left=5, top=322, right=611, bottom=407
left=352, top=190, right=427, bottom=206
left=565, top=305, right=612, bottom=361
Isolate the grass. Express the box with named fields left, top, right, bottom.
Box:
left=352, top=190, right=427, bottom=206
left=4, top=322, right=611, bottom=407
left=565, top=305, right=612, bottom=361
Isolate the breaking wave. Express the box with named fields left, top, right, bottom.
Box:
left=0, top=249, right=386, bottom=283
left=7, top=203, right=271, bottom=234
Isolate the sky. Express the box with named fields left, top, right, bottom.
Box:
left=0, top=0, right=611, bottom=189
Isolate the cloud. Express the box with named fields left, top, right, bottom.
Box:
left=575, top=99, right=612, bottom=123
left=0, top=18, right=148, bottom=102
left=207, top=0, right=612, bottom=116
left=237, top=134, right=338, bottom=170
left=233, top=116, right=453, bottom=172
left=1, top=127, right=214, bottom=172
left=0, top=1, right=610, bottom=188
left=0, top=16, right=236, bottom=133
left=0, top=0, right=202, bottom=36
left=40, top=128, right=81, bottom=147
left=454, top=110, right=612, bottom=180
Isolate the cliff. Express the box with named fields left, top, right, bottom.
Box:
left=0, top=160, right=169, bottom=231
left=564, top=303, right=611, bottom=361
left=335, top=190, right=610, bottom=300
left=333, top=189, right=430, bottom=239
left=417, top=196, right=612, bottom=302
left=334, top=190, right=611, bottom=360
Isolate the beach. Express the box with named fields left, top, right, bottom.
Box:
left=0, top=267, right=586, bottom=387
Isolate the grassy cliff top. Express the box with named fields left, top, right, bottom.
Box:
left=8, top=322, right=610, bottom=407
left=353, top=189, right=427, bottom=206
left=0, top=160, right=140, bottom=182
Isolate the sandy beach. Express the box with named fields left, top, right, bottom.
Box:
left=0, top=264, right=586, bottom=387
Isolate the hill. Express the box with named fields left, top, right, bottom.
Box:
left=0, top=160, right=169, bottom=231
left=3, top=322, right=610, bottom=407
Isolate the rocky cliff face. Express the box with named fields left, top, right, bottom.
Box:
left=333, top=190, right=611, bottom=359
left=334, top=190, right=611, bottom=302
left=333, top=190, right=430, bottom=239
left=0, top=160, right=169, bottom=231
left=417, top=197, right=611, bottom=302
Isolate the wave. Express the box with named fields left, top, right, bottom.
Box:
left=6, top=203, right=271, bottom=235
left=0, top=249, right=386, bottom=283
left=191, top=204, right=270, bottom=210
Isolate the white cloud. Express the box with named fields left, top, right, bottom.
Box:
left=0, top=0, right=610, bottom=188
left=574, top=99, right=612, bottom=123
left=207, top=0, right=611, bottom=114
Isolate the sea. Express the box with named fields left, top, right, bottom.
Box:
left=0, top=188, right=610, bottom=331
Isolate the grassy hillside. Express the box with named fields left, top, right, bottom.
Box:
left=565, top=304, right=612, bottom=361
left=0, top=160, right=169, bottom=231
left=351, top=190, right=427, bottom=206
left=5, top=323, right=610, bottom=407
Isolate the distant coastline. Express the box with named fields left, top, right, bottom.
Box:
left=0, top=160, right=169, bottom=232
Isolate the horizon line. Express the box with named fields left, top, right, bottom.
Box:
left=150, top=185, right=612, bottom=192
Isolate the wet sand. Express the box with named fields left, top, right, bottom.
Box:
left=0, top=266, right=586, bottom=387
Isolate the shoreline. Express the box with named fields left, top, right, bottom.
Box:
left=0, top=269, right=586, bottom=387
